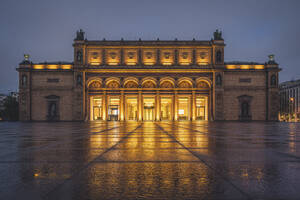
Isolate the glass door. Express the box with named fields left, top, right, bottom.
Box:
left=143, top=97, right=155, bottom=121
left=161, top=97, right=172, bottom=120
left=126, top=97, right=138, bottom=121
left=108, top=97, right=120, bottom=121
left=196, top=97, right=208, bottom=120
left=91, top=96, right=102, bottom=120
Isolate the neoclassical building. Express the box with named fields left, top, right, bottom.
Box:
left=17, top=30, right=280, bottom=121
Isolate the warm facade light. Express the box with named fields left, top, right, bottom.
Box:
left=254, top=65, right=264, bottom=69
left=90, top=62, right=100, bottom=66
left=226, top=65, right=236, bottom=69
left=198, top=62, right=208, bottom=65
left=108, top=62, right=119, bottom=65
left=240, top=65, right=250, bottom=69
left=127, top=62, right=137, bottom=65
left=61, top=65, right=72, bottom=69
left=33, top=65, right=44, bottom=69
left=47, top=65, right=58, bottom=69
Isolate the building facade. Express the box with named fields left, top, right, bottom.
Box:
left=279, top=79, right=300, bottom=122
left=17, top=30, right=280, bottom=121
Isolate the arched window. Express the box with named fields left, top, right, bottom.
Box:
left=271, top=75, right=277, bottom=86
left=21, top=75, right=27, bottom=87
left=216, top=50, right=222, bottom=63
left=76, top=74, right=82, bottom=86
left=45, top=95, right=60, bottom=121
left=76, top=50, right=83, bottom=62
left=216, top=74, right=222, bottom=86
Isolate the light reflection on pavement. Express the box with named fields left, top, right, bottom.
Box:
left=0, top=121, right=300, bottom=199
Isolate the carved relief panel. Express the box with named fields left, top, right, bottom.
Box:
left=124, top=49, right=138, bottom=65
left=142, top=49, right=156, bottom=65
left=87, top=49, right=102, bottom=65
left=160, top=49, right=174, bottom=65
left=106, top=49, right=121, bottom=65
left=178, top=49, right=192, bottom=65
left=196, top=49, right=211, bottom=65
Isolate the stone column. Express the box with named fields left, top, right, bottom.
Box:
left=192, top=91, right=196, bottom=120
left=156, top=90, right=160, bottom=121
left=82, top=72, right=86, bottom=121
left=192, top=49, right=196, bottom=65
left=120, top=49, right=124, bottom=65
left=174, top=90, right=178, bottom=121
left=138, top=90, right=142, bottom=121
left=102, top=49, right=106, bottom=66
left=120, top=90, right=125, bottom=121
left=138, top=49, right=142, bottom=65
left=102, top=91, right=107, bottom=120
left=156, top=49, right=160, bottom=65
left=174, top=49, right=178, bottom=65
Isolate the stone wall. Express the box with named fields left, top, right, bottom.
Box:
left=30, top=71, right=75, bottom=121
left=223, top=71, right=267, bottom=120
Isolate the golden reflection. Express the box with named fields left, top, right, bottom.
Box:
left=289, top=125, right=296, bottom=153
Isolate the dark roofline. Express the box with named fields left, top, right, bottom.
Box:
left=77, top=39, right=219, bottom=46
left=35, top=61, right=73, bottom=65
left=225, top=61, right=265, bottom=65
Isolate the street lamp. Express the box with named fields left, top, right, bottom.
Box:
left=290, top=97, right=295, bottom=122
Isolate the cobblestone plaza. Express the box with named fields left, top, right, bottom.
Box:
left=0, top=121, right=299, bottom=199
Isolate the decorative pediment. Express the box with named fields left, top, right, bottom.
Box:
left=45, top=95, right=60, bottom=99
left=237, top=95, right=253, bottom=102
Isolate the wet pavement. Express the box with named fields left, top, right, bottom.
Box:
left=0, top=121, right=300, bottom=200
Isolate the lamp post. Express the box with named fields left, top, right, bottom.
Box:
left=290, top=97, right=295, bottom=122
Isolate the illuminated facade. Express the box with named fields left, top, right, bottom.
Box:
left=279, top=79, right=300, bottom=122
left=17, top=30, right=280, bottom=121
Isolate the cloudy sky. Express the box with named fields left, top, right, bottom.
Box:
left=0, top=0, right=299, bottom=93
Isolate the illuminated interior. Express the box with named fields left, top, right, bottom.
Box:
left=196, top=96, right=208, bottom=120
left=143, top=97, right=155, bottom=121
left=90, top=96, right=102, bottom=120
left=178, top=97, right=190, bottom=120
left=108, top=97, right=120, bottom=121
left=126, top=97, right=138, bottom=120
left=161, top=97, right=172, bottom=120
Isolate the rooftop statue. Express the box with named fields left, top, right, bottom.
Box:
left=213, top=29, right=223, bottom=40
left=75, top=29, right=85, bottom=41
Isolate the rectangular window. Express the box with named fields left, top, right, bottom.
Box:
left=47, top=78, right=59, bottom=83
left=239, top=78, right=251, bottom=83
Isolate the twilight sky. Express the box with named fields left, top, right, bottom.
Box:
left=0, top=0, right=299, bottom=93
